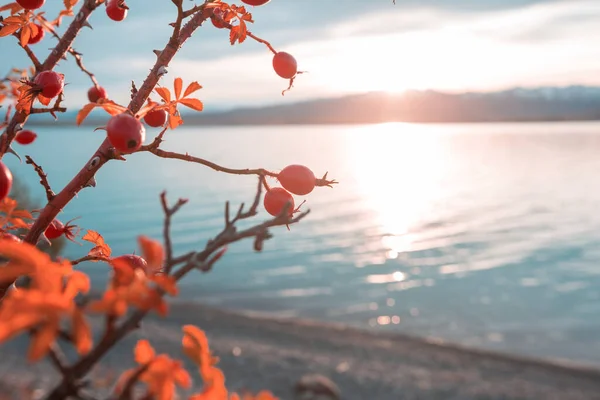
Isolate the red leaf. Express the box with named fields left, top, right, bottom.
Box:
left=138, top=236, right=164, bottom=273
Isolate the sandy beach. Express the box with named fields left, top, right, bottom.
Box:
left=2, top=302, right=600, bottom=399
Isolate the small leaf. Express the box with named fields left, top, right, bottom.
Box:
left=183, top=81, right=202, bottom=98
left=138, top=236, right=164, bottom=273
left=76, top=103, right=96, bottom=125
left=28, top=318, right=59, bottom=362
left=20, top=25, right=31, bottom=47
left=0, top=3, right=23, bottom=14
left=178, top=98, right=203, bottom=112
left=173, top=77, right=182, bottom=100
left=71, top=309, right=92, bottom=355
left=155, top=87, right=171, bottom=103
left=0, top=24, right=21, bottom=37
left=82, top=230, right=111, bottom=258
left=134, top=339, right=155, bottom=364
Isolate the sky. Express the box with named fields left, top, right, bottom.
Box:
left=1, top=0, right=599, bottom=111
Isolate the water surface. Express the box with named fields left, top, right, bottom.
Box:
left=9, top=121, right=600, bottom=367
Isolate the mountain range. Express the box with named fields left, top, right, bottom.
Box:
left=28, top=86, right=600, bottom=126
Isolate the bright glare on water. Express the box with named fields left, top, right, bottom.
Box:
left=9, top=121, right=600, bottom=367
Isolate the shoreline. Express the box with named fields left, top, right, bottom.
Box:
left=2, top=302, right=600, bottom=399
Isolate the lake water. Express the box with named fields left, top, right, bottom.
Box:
left=7, top=121, right=600, bottom=367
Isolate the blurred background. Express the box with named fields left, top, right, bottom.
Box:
left=2, top=0, right=600, bottom=370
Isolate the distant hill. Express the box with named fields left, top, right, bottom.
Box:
left=27, top=86, right=600, bottom=126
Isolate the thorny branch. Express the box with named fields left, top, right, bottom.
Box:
left=21, top=1, right=214, bottom=251
left=25, top=155, right=55, bottom=202
left=0, top=0, right=102, bottom=157
left=43, top=183, right=308, bottom=400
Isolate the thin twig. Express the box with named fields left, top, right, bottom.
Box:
left=70, top=255, right=110, bottom=266
left=25, top=155, right=55, bottom=202
left=115, top=363, right=150, bottom=400
left=138, top=144, right=338, bottom=188
left=160, top=191, right=188, bottom=274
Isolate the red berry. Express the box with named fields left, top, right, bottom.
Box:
left=28, top=24, right=44, bottom=44
left=15, top=130, right=37, bottom=145
left=106, top=113, right=146, bottom=154
left=143, top=109, right=168, bottom=128
left=106, top=0, right=128, bottom=21
left=45, top=219, right=64, bottom=240
left=264, top=187, right=295, bottom=217
left=211, top=8, right=226, bottom=29
left=112, top=254, right=148, bottom=271
left=278, top=165, right=315, bottom=195
left=16, top=0, right=44, bottom=9
left=88, top=86, right=107, bottom=103
left=241, top=0, right=270, bottom=5
left=273, top=52, right=297, bottom=79
left=0, top=162, right=12, bottom=202
left=33, top=71, right=64, bottom=99
left=0, top=232, right=21, bottom=242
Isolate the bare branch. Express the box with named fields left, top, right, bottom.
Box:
left=25, top=155, right=55, bottom=202
left=160, top=191, right=188, bottom=274
left=42, top=188, right=308, bottom=400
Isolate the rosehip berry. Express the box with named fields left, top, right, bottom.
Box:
left=106, top=113, right=146, bottom=154
left=33, top=71, right=64, bottom=99
left=15, top=130, right=37, bottom=145
left=241, top=0, right=270, bottom=5
left=88, top=86, right=107, bottom=103
left=106, top=0, right=128, bottom=21
left=264, top=187, right=295, bottom=217
left=16, top=0, right=45, bottom=10
left=44, top=219, right=64, bottom=240
left=273, top=52, right=297, bottom=79
left=211, top=8, right=226, bottom=29
left=278, top=165, right=315, bottom=195
left=143, top=109, right=168, bottom=128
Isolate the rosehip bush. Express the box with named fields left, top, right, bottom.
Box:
left=0, top=1, right=339, bottom=399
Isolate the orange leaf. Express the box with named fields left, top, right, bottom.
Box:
left=63, top=270, right=90, bottom=299
left=0, top=3, right=23, bottom=14
left=151, top=275, right=178, bottom=296
left=138, top=236, right=164, bottom=273
left=20, top=25, right=31, bottom=47
left=168, top=113, right=183, bottom=130
left=100, top=101, right=127, bottom=116
left=135, top=339, right=155, bottom=364
left=0, top=24, right=21, bottom=37
left=155, top=87, right=171, bottom=103
left=178, top=98, right=204, bottom=112
left=0, top=240, right=49, bottom=277
left=71, top=309, right=92, bottom=355
left=173, top=77, right=182, bottom=100
left=82, top=230, right=111, bottom=258
left=63, top=0, right=79, bottom=9
left=135, top=100, right=160, bottom=119
left=76, top=103, right=96, bottom=125
left=183, top=81, right=202, bottom=98
left=28, top=318, right=59, bottom=362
